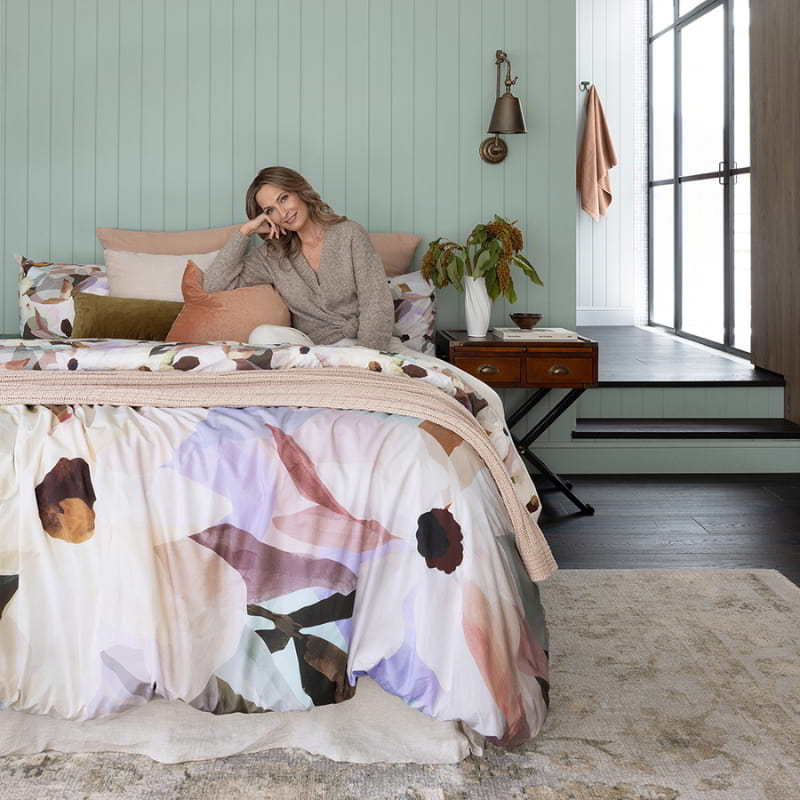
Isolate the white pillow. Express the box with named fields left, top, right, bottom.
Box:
left=248, top=324, right=315, bottom=347
left=105, top=249, right=219, bottom=302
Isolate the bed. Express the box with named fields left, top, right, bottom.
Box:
left=0, top=233, right=556, bottom=763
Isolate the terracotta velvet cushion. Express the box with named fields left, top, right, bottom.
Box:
left=71, top=292, right=183, bottom=341
left=167, top=261, right=291, bottom=343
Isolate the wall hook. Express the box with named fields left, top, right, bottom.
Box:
left=579, top=81, right=591, bottom=92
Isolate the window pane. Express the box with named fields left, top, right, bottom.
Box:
left=651, top=185, right=675, bottom=326
left=679, top=0, right=706, bottom=16
left=681, top=179, right=724, bottom=343
left=734, top=0, right=750, bottom=166
left=651, top=32, right=674, bottom=179
left=651, top=0, right=674, bottom=33
left=733, top=174, right=751, bottom=351
left=680, top=6, right=725, bottom=176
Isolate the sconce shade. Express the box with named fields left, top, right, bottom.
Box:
left=487, top=92, right=527, bottom=134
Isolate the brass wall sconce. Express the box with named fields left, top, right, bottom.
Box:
left=479, top=50, right=527, bottom=164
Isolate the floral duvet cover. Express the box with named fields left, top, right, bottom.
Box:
left=0, top=339, right=552, bottom=746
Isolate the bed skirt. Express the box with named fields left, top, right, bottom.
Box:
left=0, top=678, right=483, bottom=764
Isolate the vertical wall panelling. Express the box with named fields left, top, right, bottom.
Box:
left=1, top=0, right=580, bottom=326
left=344, top=0, right=369, bottom=225
left=253, top=2, right=278, bottom=181
left=411, top=0, right=436, bottom=295
left=209, top=0, right=234, bottom=227
left=140, top=0, right=165, bottom=233
left=323, top=0, right=347, bottom=216
left=548, top=0, right=577, bottom=328
left=50, top=0, right=75, bottom=264
left=705, top=387, right=728, bottom=418
left=542, top=0, right=578, bottom=445
left=514, top=0, right=545, bottom=442
left=232, top=0, right=256, bottom=220
left=525, top=0, right=550, bottom=320
left=0, top=0, right=6, bottom=329
left=603, top=0, right=621, bottom=309
left=457, top=0, right=483, bottom=332
left=3, top=0, right=30, bottom=328
left=367, top=0, right=392, bottom=232
left=619, top=388, right=643, bottom=417
left=299, top=0, right=324, bottom=191
left=390, top=0, right=414, bottom=236
left=502, top=0, right=527, bottom=328
left=619, top=0, right=637, bottom=313
left=434, top=0, right=460, bottom=323
left=575, top=0, right=639, bottom=325
left=276, top=1, right=300, bottom=170
left=3, top=0, right=797, bottom=472
left=118, top=0, right=143, bottom=231
left=575, top=385, right=786, bottom=421
left=589, top=0, right=607, bottom=310
left=186, top=0, right=211, bottom=229
left=93, top=0, right=121, bottom=244
left=480, top=0, right=503, bottom=280
left=576, top=0, right=593, bottom=311
left=28, top=0, right=52, bottom=265
left=163, top=0, right=189, bottom=237
left=641, top=387, right=665, bottom=417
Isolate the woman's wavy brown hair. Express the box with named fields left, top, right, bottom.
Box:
left=244, top=167, right=347, bottom=263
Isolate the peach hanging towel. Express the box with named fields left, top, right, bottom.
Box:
left=577, top=85, right=618, bottom=220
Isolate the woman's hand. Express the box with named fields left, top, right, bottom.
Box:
left=240, top=213, right=287, bottom=239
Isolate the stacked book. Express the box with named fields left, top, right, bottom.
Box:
left=492, top=327, right=580, bottom=341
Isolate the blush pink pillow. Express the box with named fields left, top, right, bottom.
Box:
left=368, top=233, right=422, bottom=276
left=166, top=261, right=290, bottom=343
left=96, top=224, right=240, bottom=255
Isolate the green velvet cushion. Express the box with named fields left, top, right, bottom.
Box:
left=72, top=292, right=184, bottom=341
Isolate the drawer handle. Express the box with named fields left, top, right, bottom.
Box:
left=548, top=364, right=571, bottom=376
left=478, top=364, right=500, bottom=375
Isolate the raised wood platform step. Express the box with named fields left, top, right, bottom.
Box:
left=576, top=326, right=784, bottom=387
left=573, top=418, right=800, bottom=439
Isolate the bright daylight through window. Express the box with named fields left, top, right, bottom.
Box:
left=649, top=0, right=751, bottom=354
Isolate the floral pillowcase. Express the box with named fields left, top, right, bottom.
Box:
left=17, top=256, right=110, bottom=339
left=16, top=256, right=435, bottom=350
left=388, top=271, right=436, bottom=355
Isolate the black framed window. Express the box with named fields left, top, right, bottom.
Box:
left=648, top=0, right=751, bottom=355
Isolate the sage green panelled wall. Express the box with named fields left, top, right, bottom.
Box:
left=0, top=0, right=576, bottom=335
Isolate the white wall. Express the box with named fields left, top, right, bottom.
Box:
left=575, top=0, right=647, bottom=326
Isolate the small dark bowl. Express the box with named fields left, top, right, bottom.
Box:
left=510, top=313, right=543, bottom=330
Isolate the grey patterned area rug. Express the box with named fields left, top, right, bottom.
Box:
left=2, top=569, right=799, bottom=800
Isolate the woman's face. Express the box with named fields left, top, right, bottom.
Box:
left=255, top=184, right=310, bottom=232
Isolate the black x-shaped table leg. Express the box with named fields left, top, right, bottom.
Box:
left=507, top=387, right=595, bottom=515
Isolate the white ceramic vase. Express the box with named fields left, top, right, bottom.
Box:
left=464, top=275, right=491, bottom=338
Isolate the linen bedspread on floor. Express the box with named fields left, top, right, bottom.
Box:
left=0, top=339, right=552, bottom=747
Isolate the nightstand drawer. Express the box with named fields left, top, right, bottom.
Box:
left=453, top=355, right=522, bottom=384
left=525, top=353, right=595, bottom=385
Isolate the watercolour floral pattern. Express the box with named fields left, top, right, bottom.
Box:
left=0, top=338, right=549, bottom=746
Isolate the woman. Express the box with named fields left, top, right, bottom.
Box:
left=203, top=167, right=394, bottom=351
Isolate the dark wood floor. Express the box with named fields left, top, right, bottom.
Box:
left=576, top=325, right=784, bottom=386
left=539, top=474, right=800, bottom=587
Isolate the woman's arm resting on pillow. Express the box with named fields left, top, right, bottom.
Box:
left=203, top=231, right=273, bottom=293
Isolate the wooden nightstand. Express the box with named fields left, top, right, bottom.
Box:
left=436, top=329, right=599, bottom=514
